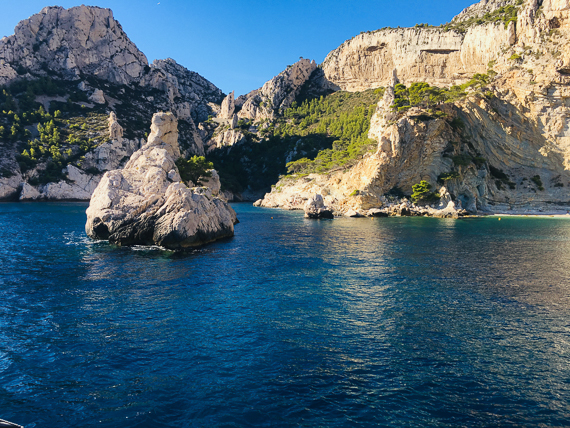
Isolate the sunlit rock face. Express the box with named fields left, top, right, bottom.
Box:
left=0, top=5, right=148, bottom=86
left=236, top=59, right=317, bottom=121
left=86, top=112, right=237, bottom=249
left=258, top=0, right=570, bottom=215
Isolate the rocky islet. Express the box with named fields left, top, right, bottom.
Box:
left=85, top=112, right=237, bottom=249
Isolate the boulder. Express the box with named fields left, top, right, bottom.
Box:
left=344, top=209, right=361, bottom=218
left=367, top=208, right=389, bottom=217
left=89, top=89, right=106, bottom=104
left=201, top=169, right=221, bottom=196
left=304, top=194, right=334, bottom=219
left=85, top=112, right=238, bottom=249
left=19, top=182, right=41, bottom=200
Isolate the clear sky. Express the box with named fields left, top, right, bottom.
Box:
left=1, top=1, right=477, bottom=96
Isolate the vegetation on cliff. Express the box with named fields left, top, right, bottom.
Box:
left=443, top=1, right=524, bottom=33
left=209, top=89, right=383, bottom=192
left=391, top=73, right=494, bottom=113
left=1, top=77, right=114, bottom=183
left=176, top=156, right=213, bottom=185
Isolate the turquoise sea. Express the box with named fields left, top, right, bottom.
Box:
left=0, top=202, right=569, bottom=427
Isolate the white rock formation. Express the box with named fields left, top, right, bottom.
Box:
left=0, top=5, right=148, bottom=86
left=108, top=112, right=123, bottom=141
left=236, top=59, right=317, bottom=121
left=201, top=169, right=221, bottom=196
left=321, top=23, right=514, bottom=91
left=304, top=194, right=334, bottom=219
left=219, top=91, right=235, bottom=119
left=206, top=128, right=247, bottom=152
left=257, top=0, right=570, bottom=216
left=19, top=182, right=41, bottom=200
left=0, top=172, right=22, bottom=200
left=89, top=89, right=106, bottom=104
left=142, top=58, right=224, bottom=123
left=42, top=165, right=101, bottom=200
left=86, top=112, right=237, bottom=249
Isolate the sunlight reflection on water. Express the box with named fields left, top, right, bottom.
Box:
left=0, top=203, right=569, bottom=427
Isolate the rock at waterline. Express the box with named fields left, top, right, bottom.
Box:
left=85, top=112, right=238, bottom=249
left=304, top=194, right=334, bottom=219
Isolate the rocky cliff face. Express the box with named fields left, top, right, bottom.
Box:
left=0, top=6, right=147, bottom=86
left=0, top=5, right=225, bottom=201
left=235, top=59, right=317, bottom=121
left=258, top=0, right=570, bottom=215
left=321, top=21, right=515, bottom=91
left=17, top=112, right=141, bottom=201
left=452, top=0, right=519, bottom=22
left=86, top=112, right=237, bottom=249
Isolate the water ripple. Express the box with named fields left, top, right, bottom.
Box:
left=0, top=203, right=569, bottom=427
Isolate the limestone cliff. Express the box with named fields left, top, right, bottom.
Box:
left=235, top=59, right=317, bottom=121
left=0, top=5, right=224, bottom=201
left=321, top=18, right=515, bottom=91
left=0, top=6, right=147, bottom=86
left=257, top=0, right=570, bottom=215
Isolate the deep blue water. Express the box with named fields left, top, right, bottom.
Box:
left=1, top=203, right=570, bottom=427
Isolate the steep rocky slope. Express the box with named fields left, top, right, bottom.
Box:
left=0, top=5, right=223, bottom=200
left=258, top=0, right=570, bottom=214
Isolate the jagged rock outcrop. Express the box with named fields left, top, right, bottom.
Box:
left=142, top=58, right=224, bottom=124
left=206, top=129, right=247, bottom=152
left=260, top=82, right=570, bottom=215
left=138, top=58, right=225, bottom=156
left=86, top=112, right=237, bottom=249
left=235, top=59, right=317, bottom=121
left=452, top=0, right=517, bottom=23
left=0, top=6, right=219, bottom=184
left=108, top=112, right=123, bottom=141
left=89, top=89, right=106, bottom=104
left=0, top=5, right=148, bottom=86
left=304, top=194, right=334, bottom=219
left=19, top=182, right=41, bottom=200
left=219, top=91, right=235, bottom=120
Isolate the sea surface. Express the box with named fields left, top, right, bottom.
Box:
left=0, top=202, right=569, bottom=427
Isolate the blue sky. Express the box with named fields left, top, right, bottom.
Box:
left=1, top=1, right=476, bottom=96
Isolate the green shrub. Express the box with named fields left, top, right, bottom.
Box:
left=473, top=156, right=487, bottom=168
left=176, top=156, right=213, bottom=185
left=442, top=4, right=521, bottom=33
left=411, top=180, right=440, bottom=204
left=490, top=166, right=516, bottom=189
left=452, top=154, right=472, bottom=167
left=349, top=189, right=360, bottom=197
left=531, top=175, right=544, bottom=191
left=438, top=171, right=460, bottom=183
